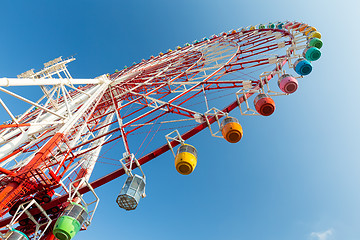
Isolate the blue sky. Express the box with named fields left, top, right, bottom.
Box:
left=1, top=0, right=360, bottom=240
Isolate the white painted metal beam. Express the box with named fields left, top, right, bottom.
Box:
left=0, top=78, right=105, bottom=87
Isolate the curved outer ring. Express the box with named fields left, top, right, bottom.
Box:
left=0, top=26, right=294, bottom=227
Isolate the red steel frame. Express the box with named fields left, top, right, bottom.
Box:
left=0, top=23, right=301, bottom=239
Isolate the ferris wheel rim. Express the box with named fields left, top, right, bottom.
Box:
left=0, top=28, right=293, bottom=178
left=0, top=20, right=322, bottom=236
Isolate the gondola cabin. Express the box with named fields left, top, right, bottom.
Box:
left=53, top=203, right=88, bottom=240
left=307, top=37, right=323, bottom=49
left=3, top=229, right=28, bottom=240
left=278, top=74, right=298, bottom=94
left=293, top=58, right=312, bottom=76
left=220, top=117, right=243, bottom=143
left=254, top=94, right=276, bottom=116
left=116, top=174, right=146, bottom=211
left=303, top=46, right=321, bottom=61
left=175, top=144, right=197, bottom=175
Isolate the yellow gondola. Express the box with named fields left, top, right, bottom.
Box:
left=175, top=144, right=197, bottom=175
left=308, top=31, right=322, bottom=39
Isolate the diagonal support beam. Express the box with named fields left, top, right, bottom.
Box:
left=0, top=87, right=66, bottom=119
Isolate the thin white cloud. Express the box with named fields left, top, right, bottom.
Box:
left=310, top=229, right=334, bottom=240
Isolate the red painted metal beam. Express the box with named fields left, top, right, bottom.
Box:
left=0, top=58, right=289, bottom=229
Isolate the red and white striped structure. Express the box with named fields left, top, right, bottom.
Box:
left=0, top=21, right=318, bottom=239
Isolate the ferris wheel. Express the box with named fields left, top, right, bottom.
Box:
left=0, top=21, right=322, bottom=240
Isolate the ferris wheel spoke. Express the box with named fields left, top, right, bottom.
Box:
left=113, top=47, right=243, bottom=129
left=240, top=41, right=292, bottom=57
left=119, top=79, right=249, bottom=132
left=225, top=55, right=287, bottom=74
left=121, top=90, right=199, bottom=115
left=241, top=35, right=278, bottom=50
left=238, top=31, right=276, bottom=44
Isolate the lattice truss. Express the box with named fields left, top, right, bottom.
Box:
left=0, top=22, right=315, bottom=238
